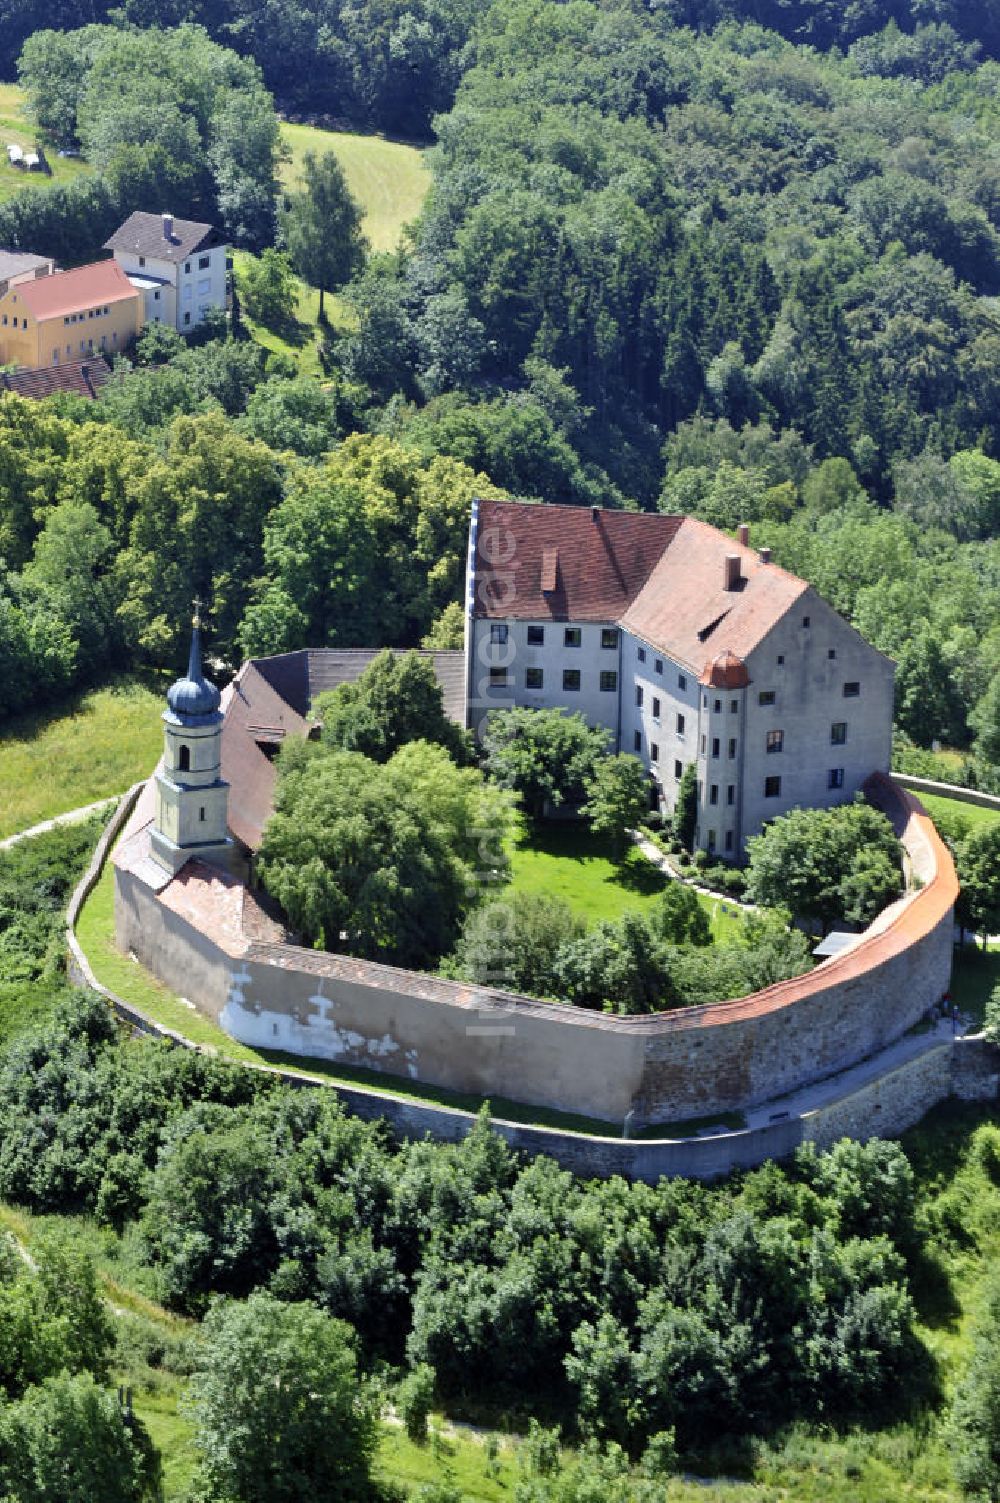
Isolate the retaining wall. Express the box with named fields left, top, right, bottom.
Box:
left=891, top=772, right=1000, bottom=814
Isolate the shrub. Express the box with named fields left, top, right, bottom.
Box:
left=398, top=1363, right=436, bottom=1443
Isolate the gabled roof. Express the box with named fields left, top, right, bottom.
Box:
left=472, top=500, right=682, bottom=623
left=10, top=259, right=138, bottom=321
left=104, top=212, right=224, bottom=264
left=0, top=354, right=111, bottom=401
left=0, top=250, right=51, bottom=282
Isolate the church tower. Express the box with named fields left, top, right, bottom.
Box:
left=150, top=608, right=234, bottom=877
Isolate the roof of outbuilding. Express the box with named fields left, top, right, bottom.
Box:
left=104, top=212, right=224, bottom=263
left=0, top=250, right=51, bottom=281
left=0, top=354, right=111, bottom=401
left=10, top=259, right=138, bottom=321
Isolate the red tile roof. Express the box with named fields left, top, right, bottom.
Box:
left=473, top=500, right=812, bottom=674
left=0, top=355, right=111, bottom=401
left=473, top=501, right=681, bottom=623
left=13, top=259, right=138, bottom=321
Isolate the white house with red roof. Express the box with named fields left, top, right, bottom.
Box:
left=465, top=499, right=894, bottom=857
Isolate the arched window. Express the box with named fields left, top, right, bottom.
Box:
left=178, top=744, right=191, bottom=772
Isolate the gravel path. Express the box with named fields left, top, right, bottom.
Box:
left=0, top=797, right=119, bottom=852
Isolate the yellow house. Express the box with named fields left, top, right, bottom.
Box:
left=0, top=258, right=143, bottom=369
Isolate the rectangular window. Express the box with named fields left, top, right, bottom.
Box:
left=635, top=685, right=643, bottom=708
left=708, top=829, right=717, bottom=852
left=764, top=775, right=782, bottom=799
left=674, top=760, right=683, bottom=779
left=828, top=768, right=845, bottom=790
left=828, top=648, right=836, bottom=660
left=766, top=729, right=784, bottom=754
left=637, top=646, right=646, bottom=663
left=601, top=628, right=618, bottom=650
left=563, top=669, right=581, bottom=692
left=184, top=312, right=191, bottom=325
left=803, top=615, right=811, bottom=628
left=728, top=738, right=737, bottom=758
left=655, top=659, right=663, bottom=675
left=185, top=261, right=191, bottom=273
left=138, top=255, right=145, bottom=267
left=490, top=623, right=508, bottom=644
left=489, top=668, right=509, bottom=688
left=777, top=655, right=784, bottom=666
left=843, top=681, right=860, bottom=698
left=650, top=742, right=659, bottom=763
left=154, top=290, right=160, bottom=301
left=725, top=830, right=734, bottom=852
left=199, top=254, right=210, bottom=269
left=759, top=690, right=776, bottom=706
left=527, top=625, right=544, bottom=645
left=713, top=699, right=721, bottom=713
left=727, top=785, right=735, bottom=806
left=564, top=627, right=581, bottom=648
left=525, top=667, right=543, bottom=690
left=711, top=737, right=720, bottom=758
left=710, top=785, right=718, bottom=806
left=730, top=699, right=738, bottom=713
left=199, top=807, right=205, bottom=822
left=634, top=731, right=642, bottom=753
left=701, top=735, right=706, bottom=754
left=652, top=697, right=661, bottom=720
left=831, top=722, right=847, bottom=745
left=678, top=673, right=687, bottom=691
left=600, top=670, right=617, bottom=692
left=676, top=713, right=685, bottom=735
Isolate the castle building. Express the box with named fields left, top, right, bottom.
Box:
left=150, top=614, right=235, bottom=877
left=464, top=500, right=894, bottom=857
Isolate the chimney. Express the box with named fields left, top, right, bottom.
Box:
left=724, top=554, right=742, bottom=592
left=737, top=523, right=750, bottom=547
left=162, top=211, right=173, bottom=241
left=591, top=506, right=600, bottom=522
left=759, top=547, right=772, bottom=564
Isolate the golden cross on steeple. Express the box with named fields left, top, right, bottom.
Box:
left=192, top=595, right=204, bottom=629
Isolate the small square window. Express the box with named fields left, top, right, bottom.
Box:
left=831, top=722, right=847, bottom=745
left=655, top=659, right=663, bottom=675
left=652, top=697, right=661, bottom=720
left=828, top=768, right=845, bottom=790
left=725, top=830, right=734, bottom=851
left=843, top=682, right=860, bottom=698
left=759, top=690, right=776, bottom=706
left=676, top=713, right=685, bottom=735
left=674, top=760, right=683, bottom=779
left=764, top=775, right=782, bottom=799
left=638, top=646, right=646, bottom=663
left=489, top=668, right=509, bottom=688
left=710, top=785, right=719, bottom=806
left=600, top=670, right=617, bottom=692
left=634, top=731, right=642, bottom=753
left=650, top=742, right=659, bottom=763
left=728, top=738, right=737, bottom=758
left=713, top=699, right=721, bottom=713
left=564, top=628, right=581, bottom=648
left=766, top=729, right=784, bottom=754
left=828, top=648, right=836, bottom=660
left=199, top=254, right=210, bottom=269
left=601, top=628, right=618, bottom=649
left=526, top=668, right=543, bottom=690
left=678, top=673, right=687, bottom=691
left=563, top=669, right=581, bottom=692
left=527, top=625, right=545, bottom=646
left=803, top=615, right=811, bottom=628
left=727, top=785, right=735, bottom=806
left=490, top=623, right=508, bottom=645
left=635, top=685, right=643, bottom=708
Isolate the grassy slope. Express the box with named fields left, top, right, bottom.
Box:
left=0, top=681, right=163, bottom=840
left=918, top=789, right=1000, bottom=836
left=279, top=122, right=430, bottom=254
left=0, top=82, right=90, bottom=205
left=509, top=822, right=743, bottom=942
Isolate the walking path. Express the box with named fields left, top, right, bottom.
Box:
left=632, top=832, right=759, bottom=913
left=0, top=797, right=118, bottom=852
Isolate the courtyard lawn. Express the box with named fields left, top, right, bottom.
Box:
left=0, top=83, right=91, bottom=206
left=508, top=821, right=743, bottom=942
left=0, top=681, right=164, bottom=840
left=279, top=123, right=430, bottom=252
left=916, top=789, right=1000, bottom=836
left=951, top=944, right=1000, bottom=1029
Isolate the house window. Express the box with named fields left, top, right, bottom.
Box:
left=490, top=623, right=508, bottom=645
left=725, top=830, right=734, bottom=852
left=831, top=722, right=847, bottom=745
left=526, top=668, right=543, bottom=690
left=727, top=785, right=735, bottom=806
left=601, top=628, right=618, bottom=649
left=708, top=829, right=717, bottom=852
left=710, top=785, right=718, bottom=806
left=711, top=738, right=720, bottom=757
left=199, top=807, right=206, bottom=822
left=828, top=648, right=836, bottom=660
left=178, top=745, right=190, bottom=772
left=634, top=731, right=642, bottom=753
left=714, top=699, right=721, bottom=713
left=728, top=738, right=737, bottom=758
left=674, top=760, right=683, bottom=779
left=199, top=254, right=210, bottom=269
left=154, top=290, right=160, bottom=301
left=185, top=261, right=191, bottom=273
left=563, top=669, right=581, bottom=692
left=764, top=775, right=782, bottom=798
left=564, top=627, right=581, bottom=648
left=843, top=682, right=860, bottom=698
left=655, top=659, right=663, bottom=675
left=1, top=316, right=6, bottom=327
left=489, top=668, right=509, bottom=688
left=184, top=312, right=191, bottom=325
left=676, top=713, right=685, bottom=735
left=777, top=655, right=784, bottom=666
left=652, top=697, right=661, bottom=720
left=678, top=673, right=687, bottom=691
left=638, top=647, right=646, bottom=663
left=803, top=615, right=811, bottom=628
left=766, top=729, right=784, bottom=754
left=650, top=742, right=659, bottom=763
left=636, top=685, right=643, bottom=708
left=600, top=671, right=617, bottom=692
left=527, top=625, right=544, bottom=645
left=701, top=735, right=706, bottom=754
left=759, top=690, right=775, bottom=706
left=828, top=768, right=845, bottom=790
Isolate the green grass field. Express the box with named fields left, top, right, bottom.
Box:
left=0, top=82, right=91, bottom=205
left=917, top=789, right=1000, bottom=837
left=279, top=122, right=430, bottom=253
left=508, top=822, right=743, bottom=942
left=0, top=681, right=163, bottom=840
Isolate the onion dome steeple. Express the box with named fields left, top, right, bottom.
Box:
left=165, top=601, right=222, bottom=725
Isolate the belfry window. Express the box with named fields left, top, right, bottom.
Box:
left=179, top=744, right=191, bottom=772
